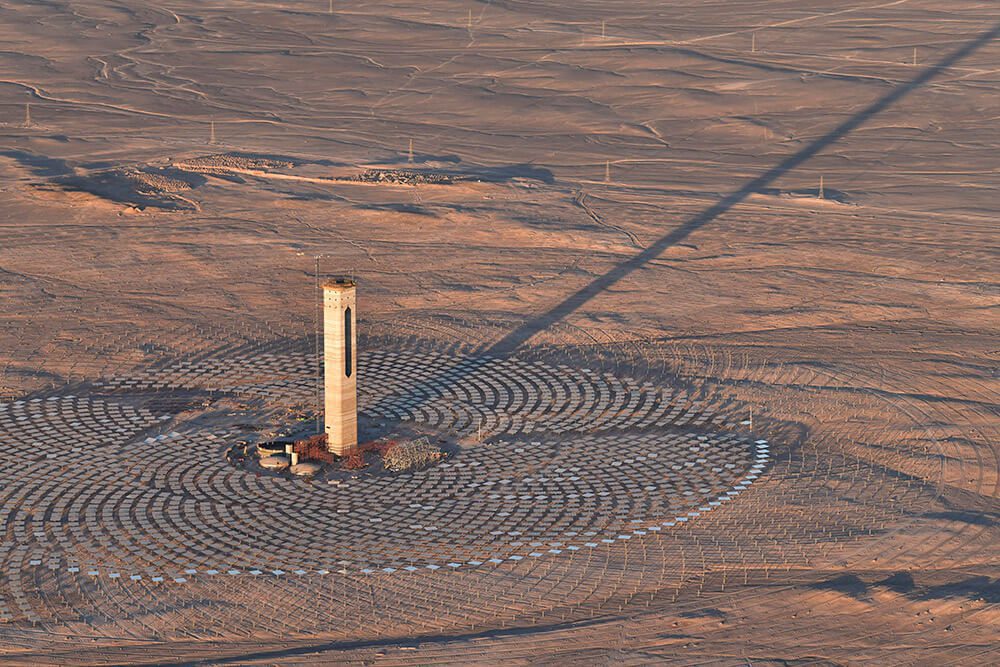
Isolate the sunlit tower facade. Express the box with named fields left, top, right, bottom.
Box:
left=323, top=278, right=358, bottom=455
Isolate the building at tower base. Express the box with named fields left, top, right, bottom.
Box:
left=323, top=278, right=357, bottom=455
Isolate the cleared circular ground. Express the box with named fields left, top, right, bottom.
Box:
left=0, top=348, right=766, bottom=584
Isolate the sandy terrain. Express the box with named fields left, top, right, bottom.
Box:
left=0, top=0, right=997, bottom=664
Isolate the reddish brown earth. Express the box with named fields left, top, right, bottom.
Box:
left=0, top=1, right=997, bottom=664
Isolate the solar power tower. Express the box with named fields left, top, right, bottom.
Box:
left=323, top=278, right=358, bottom=454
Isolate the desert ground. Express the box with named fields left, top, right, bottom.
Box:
left=0, top=0, right=998, bottom=664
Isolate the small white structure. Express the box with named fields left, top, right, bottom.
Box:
left=291, top=461, right=322, bottom=477
left=259, top=454, right=290, bottom=470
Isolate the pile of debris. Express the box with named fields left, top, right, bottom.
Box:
left=178, top=153, right=294, bottom=170
left=293, top=434, right=334, bottom=464
left=381, top=437, right=444, bottom=472
left=349, top=169, right=454, bottom=185
left=121, top=168, right=194, bottom=194
left=51, top=166, right=202, bottom=211
left=249, top=433, right=446, bottom=474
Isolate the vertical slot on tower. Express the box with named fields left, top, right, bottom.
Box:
left=345, top=306, right=352, bottom=377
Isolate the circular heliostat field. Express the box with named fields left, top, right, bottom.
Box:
left=0, top=346, right=767, bottom=582
left=0, top=324, right=963, bottom=654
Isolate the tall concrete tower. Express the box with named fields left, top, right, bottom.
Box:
left=323, top=278, right=357, bottom=455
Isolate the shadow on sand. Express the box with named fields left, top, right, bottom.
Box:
left=484, top=20, right=1000, bottom=357
left=355, top=18, right=1000, bottom=439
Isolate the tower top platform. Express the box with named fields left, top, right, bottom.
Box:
left=322, top=277, right=356, bottom=291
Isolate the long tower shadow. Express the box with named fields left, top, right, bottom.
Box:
left=363, top=20, right=1000, bottom=421
left=486, top=20, right=1000, bottom=357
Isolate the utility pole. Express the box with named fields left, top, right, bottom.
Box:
left=315, top=256, right=322, bottom=435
